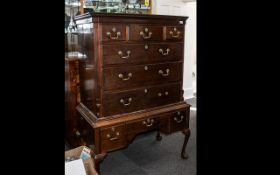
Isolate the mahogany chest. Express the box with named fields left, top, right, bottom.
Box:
left=70, top=13, right=191, bottom=168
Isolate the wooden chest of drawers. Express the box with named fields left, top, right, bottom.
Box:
left=72, top=13, right=190, bottom=169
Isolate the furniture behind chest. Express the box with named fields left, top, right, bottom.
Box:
left=72, top=12, right=191, bottom=163
left=65, top=57, right=84, bottom=147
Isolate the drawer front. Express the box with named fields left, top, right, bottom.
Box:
left=103, top=83, right=182, bottom=116
left=103, top=44, right=151, bottom=65
left=166, top=26, right=185, bottom=41
left=100, top=124, right=126, bottom=152
left=103, top=62, right=183, bottom=90
left=102, top=43, right=183, bottom=65
left=102, top=24, right=126, bottom=41
left=129, top=25, right=163, bottom=41
left=126, top=116, right=168, bottom=142
left=169, top=109, right=190, bottom=133
left=127, top=117, right=162, bottom=133
left=152, top=43, right=183, bottom=61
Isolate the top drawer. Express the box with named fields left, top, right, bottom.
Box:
left=129, top=25, right=163, bottom=41
left=166, top=26, right=185, bottom=41
left=102, top=24, right=127, bottom=41
left=101, top=24, right=185, bottom=42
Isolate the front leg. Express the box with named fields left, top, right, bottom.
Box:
left=181, top=128, right=191, bottom=159
left=94, top=152, right=107, bottom=174
left=156, top=130, right=162, bottom=141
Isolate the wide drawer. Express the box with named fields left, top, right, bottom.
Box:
left=102, top=83, right=182, bottom=117
left=103, top=62, right=183, bottom=91
left=102, top=43, right=183, bottom=65
left=100, top=124, right=127, bottom=152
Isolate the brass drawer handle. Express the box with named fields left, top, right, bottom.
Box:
left=158, top=91, right=169, bottom=97
left=120, top=97, right=132, bottom=106
left=144, top=44, right=149, bottom=50
left=158, top=69, right=170, bottom=77
left=169, top=27, right=181, bottom=38
left=174, top=115, right=184, bottom=123
left=144, top=66, right=148, bottom=70
left=140, top=28, right=152, bottom=39
left=142, top=118, right=154, bottom=127
left=118, top=50, right=131, bottom=59
left=118, top=73, right=132, bottom=81
left=106, top=27, right=121, bottom=40
left=158, top=48, right=170, bottom=56
left=106, top=132, right=120, bottom=141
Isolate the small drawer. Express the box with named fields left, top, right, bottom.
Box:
left=101, top=124, right=125, bottom=140
left=127, top=117, right=162, bottom=133
left=129, top=25, right=163, bottom=41
left=102, top=24, right=126, bottom=41
left=100, top=124, right=127, bottom=152
left=169, top=109, right=190, bottom=133
left=166, top=26, right=185, bottom=41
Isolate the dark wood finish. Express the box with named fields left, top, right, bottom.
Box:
left=129, top=25, right=163, bottom=41
left=74, top=13, right=187, bottom=25
left=70, top=13, right=190, bottom=172
left=156, top=130, right=162, bottom=141
left=103, top=83, right=182, bottom=116
left=103, top=43, right=183, bottom=65
left=100, top=124, right=127, bottom=152
left=181, top=128, right=191, bottom=159
left=65, top=58, right=82, bottom=147
left=102, top=24, right=127, bottom=41
left=127, top=117, right=162, bottom=133
left=93, top=152, right=107, bottom=173
left=75, top=101, right=185, bottom=126
left=169, top=109, right=190, bottom=133
left=152, top=43, right=183, bottom=59
left=166, top=26, right=185, bottom=41
left=103, top=62, right=183, bottom=91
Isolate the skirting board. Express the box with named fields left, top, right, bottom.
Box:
left=183, top=87, right=194, bottom=100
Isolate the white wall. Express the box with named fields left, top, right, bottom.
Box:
left=183, top=1, right=196, bottom=98
left=152, top=0, right=197, bottom=99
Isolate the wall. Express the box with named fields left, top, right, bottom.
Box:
left=183, top=1, right=196, bottom=98
left=152, top=0, right=197, bottom=99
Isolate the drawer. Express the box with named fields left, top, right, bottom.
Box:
left=103, top=83, right=182, bottom=116
left=126, top=116, right=168, bottom=141
left=102, top=24, right=126, bottom=41
left=102, top=43, right=183, bottom=66
left=103, top=62, right=183, bottom=90
left=103, top=44, right=151, bottom=65
left=152, top=43, right=183, bottom=61
left=166, top=26, right=185, bottom=41
left=100, top=124, right=127, bottom=152
left=127, top=117, right=162, bottom=133
left=169, top=109, right=190, bottom=133
left=129, top=25, right=163, bottom=41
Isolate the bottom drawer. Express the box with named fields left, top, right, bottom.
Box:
left=100, top=124, right=127, bottom=152
left=126, top=116, right=168, bottom=142
left=127, top=117, right=161, bottom=133
left=169, top=108, right=190, bottom=133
